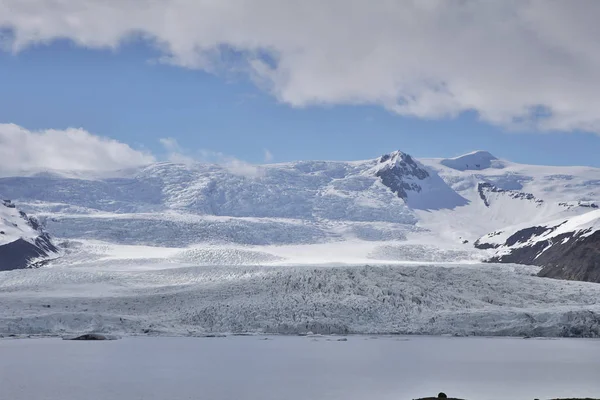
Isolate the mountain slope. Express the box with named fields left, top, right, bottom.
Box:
left=0, top=199, right=58, bottom=271
left=418, top=153, right=600, bottom=243
left=475, top=210, right=600, bottom=282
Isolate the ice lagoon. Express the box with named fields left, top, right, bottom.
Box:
left=1, top=335, right=599, bottom=400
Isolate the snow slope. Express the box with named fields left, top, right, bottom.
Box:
left=418, top=154, right=600, bottom=243
left=0, top=199, right=39, bottom=246
left=476, top=209, right=600, bottom=251
left=440, top=150, right=502, bottom=171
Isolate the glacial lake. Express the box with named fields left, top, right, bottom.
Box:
left=1, top=335, right=599, bottom=400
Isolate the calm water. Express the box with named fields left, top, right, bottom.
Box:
left=1, top=335, right=599, bottom=400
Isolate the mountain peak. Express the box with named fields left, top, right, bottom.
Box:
left=376, top=151, right=428, bottom=178
left=378, top=150, right=418, bottom=167
left=373, top=151, right=430, bottom=200
left=440, top=150, right=500, bottom=171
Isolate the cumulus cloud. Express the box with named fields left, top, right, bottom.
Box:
left=0, top=124, right=266, bottom=178
left=0, top=123, right=154, bottom=175
left=2, top=1, right=600, bottom=132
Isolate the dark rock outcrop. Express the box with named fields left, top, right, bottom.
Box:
left=66, top=333, right=112, bottom=341
left=477, top=182, right=543, bottom=208
left=483, top=227, right=600, bottom=283
left=375, top=151, right=429, bottom=200
left=503, top=225, right=557, bottom=247
left=559, top=201, right=599, bottom=209
left=0, top=200, right=59, bottom=272
left=536, top=231, right=599, bottom=282
left=0, top=234, right=58, bottom=271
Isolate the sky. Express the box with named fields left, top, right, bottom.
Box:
left=1, top=0, right=600, bottom=172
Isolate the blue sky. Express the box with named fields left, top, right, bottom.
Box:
left=2, top=1, right=600, bottom=169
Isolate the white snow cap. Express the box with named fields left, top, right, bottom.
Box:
left=440, top=150, right=501, bottom=171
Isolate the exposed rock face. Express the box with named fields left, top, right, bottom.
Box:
left=477, top=182, right=543, bottom=208
left=375, top=151, right=429, bottom=199
left=0, top=235, right=57, bottom=271
left=537, top=231, right=600, bottom=282
left=0, top=199, right=59, bottom=272
left=559, top=201, right=599, bottom=209
left=477, top=211, right=600, bottom=283
left=488, top=230, right=600, bottom=283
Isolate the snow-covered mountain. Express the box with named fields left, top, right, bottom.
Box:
left=420, top=150, right=600, bottom=240
left=0, top=149, right=598, bottom=279
left=475, top=209, right=600, bottom=282
left=0, top=199, right=58, bottom=271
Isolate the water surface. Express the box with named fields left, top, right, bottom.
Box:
left=1, top=335, right=599, bottom=400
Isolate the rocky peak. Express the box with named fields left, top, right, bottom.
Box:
left=377, top=151, right=429, bottom=179
left=374, top=151, right=430, bottom=199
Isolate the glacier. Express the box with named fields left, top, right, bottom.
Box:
left=1, top=150, right=599, bottom=337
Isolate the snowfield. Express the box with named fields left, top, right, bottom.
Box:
left=1, top=150, right=599, bottom=337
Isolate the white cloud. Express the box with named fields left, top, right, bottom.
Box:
left=0, top=124, right=266, bottom=178
left=0, top=123, right=154, bottom=175
left=160, top=137, right=264, bottom=178
left=264, top=149, right=273, bottom=162
left=159, top=137, right=196, bottom=165
left=3, top=1, right=600, bottom=132
left=223, top=158, right=264, bottom=179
